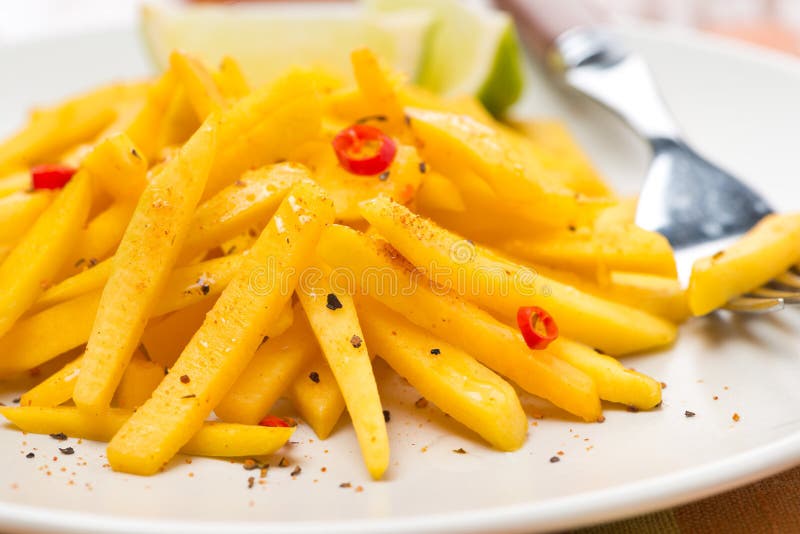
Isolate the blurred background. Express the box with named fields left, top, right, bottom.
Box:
left=2, top=0, right=800, bottom=56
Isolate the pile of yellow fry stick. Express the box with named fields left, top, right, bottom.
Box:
left=2, top=48, right=796, bottom=480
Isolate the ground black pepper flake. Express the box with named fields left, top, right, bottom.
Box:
left=199, top=281, right=210, bottom=295
left=355, top=114, right=388, bottom=124
left=181, top=394, right=196, bottom=399
left=418, top=161, right=427, bottom=174
left=247, top=476, right=255, bottom=489
left=383, top=410, right=391, bottom=422
left=74, top=258, right=86, bottom=268
left=291, top=466, right=302, bottom=477
left=26, top=452, right=34, bottom=459
left=350, top=335, right=363, bottom=348
left=12, top=397, right=19, bottom=404
left=339, top=482, right=351, bottom=488
left=415, top=397, right=428, bottom=409
left=685, top=410, right=696, bottom=418
left=59, top=447, right=74, bottom=455
left=626, top=405, right=639, bottom=413
left=278, top=457, right=289, bottom=468
left=180, top=375, right=190, bottom=384
left=712, top=251, right=725, bottom=260
left=326, top=293, right=343, bottom=310
left=309, top=371, right=320, bottom=383
left=660, top=382, right=667, bottom=389
left=131, top=148, right=141, bottom=159
left=549, top=456, right=560, bottom=463
left=453, top=448, right=466, bottom=454
left=430, top=348, right=440, bottom=355
left=378, top=171, right=390, bottom=181
left=260, top=336, right=270, bottom=347
left=88, top=258, right=98, bottom=268
left=50, top=433, right=67, bottom=441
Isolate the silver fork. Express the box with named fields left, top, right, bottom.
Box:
left=494, top=0, right=800, bottom=313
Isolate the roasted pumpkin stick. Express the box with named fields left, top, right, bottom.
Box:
left=0, top=255, right=242, bottom=377
left=359, top=196, right=677, bottom=355
left=1, top=407, right=294, bottom=459
left=298, top=262, right=390, bottom=479
left=0, top=171, right=91, bottom=337
left=107, top=180, right=334, bottom=475
left=73, top=118, right=218, bottom=412
left=357, top=298, right=528, bottom=452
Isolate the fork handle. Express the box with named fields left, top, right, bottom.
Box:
left=493, top=0, right=602, bottom=60
left=497, top=0, right=682, bottom=143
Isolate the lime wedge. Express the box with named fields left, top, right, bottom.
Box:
left=141, top=3, right=434, bottom=85
left=364, top=0, right=525, bottom=116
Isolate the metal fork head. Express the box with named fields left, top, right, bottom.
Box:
left=636, top=139, right=773, bottom=250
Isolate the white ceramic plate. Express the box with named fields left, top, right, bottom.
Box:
left=2, top=20, right=800, bottom=534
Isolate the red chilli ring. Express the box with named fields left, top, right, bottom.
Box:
left=517, top=306, right=559, bottom=350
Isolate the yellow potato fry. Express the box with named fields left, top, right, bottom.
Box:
left=214, top=56, right=250, bottom=100
left=0, top=190, right=53, bottom=245
left=291, top=140, right=423, bottom=221
left=125, top=69, right=177, bottom=161
left=298, top=262, right=389, bottom=479
left=512, top=119, right=614, bottom=198
left=107, top=180, right=334, bottom=475
left=204, top=70, right=322, bottom=199
left=143, top=297, right=293, bottom=370
left=527, top=263, right=689, bottom=323
left=499, top=224, right=678, bottom=280
left=81, top=132, right=148, bottom=200
left=171, top=51, right=226, bottom=120
left=59, top=202, right=136, bottom=281
left=287, top=352, right=344, bottom=440
left=0, top=83, right=145, bottom=173
left=0, top=169, right=31, bottom=199
left=0, top=172, right=91, bottom=337
left=157, top=88, right=200, bottom=149
left=415, top=171, right=466, bottom=213
left=317, top=225, right=602, bottom=421
left=113, top=350, right=166, bottom=409
left=405, top=107, right=606, bottom=228
left=215, top=308, right=319, bottom=424
left=688, top=213, right=800, bottom=316
left=180, top=163, right=305, bottom=261
left=547, top=338, right=662, bottom=409
left=359, top=196, right=677, bottom=355
left=357, top=298, right=527, bottom=451
left=20, top=355, right=83, bottom=408
left=74, top=118, right=217, bottom=412
left=142, top=299, right=216, bottom=369
left=0, top=406, right=294, bottom=458
left=350, top=48, right=405, bottom=131
left=0, top=255, right=241, bottom=377
left=32, top=258, right=113, bottom=312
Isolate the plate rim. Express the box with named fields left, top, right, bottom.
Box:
left=2, top=18, right=800, bottom=534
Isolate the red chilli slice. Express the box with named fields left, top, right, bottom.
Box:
left=31, top=164, right=77, bottom=190
left=331, top=124, right=397, bottom=176
left=258, top=415, right=291, bottom=428
left=517, top=306, right=559, bottom=350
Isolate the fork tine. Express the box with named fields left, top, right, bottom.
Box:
left=724, top=296, right=785, bottom=313
left=773, top=270, right=800, bottom=289
left=746, top=287, right=800, bottom=299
